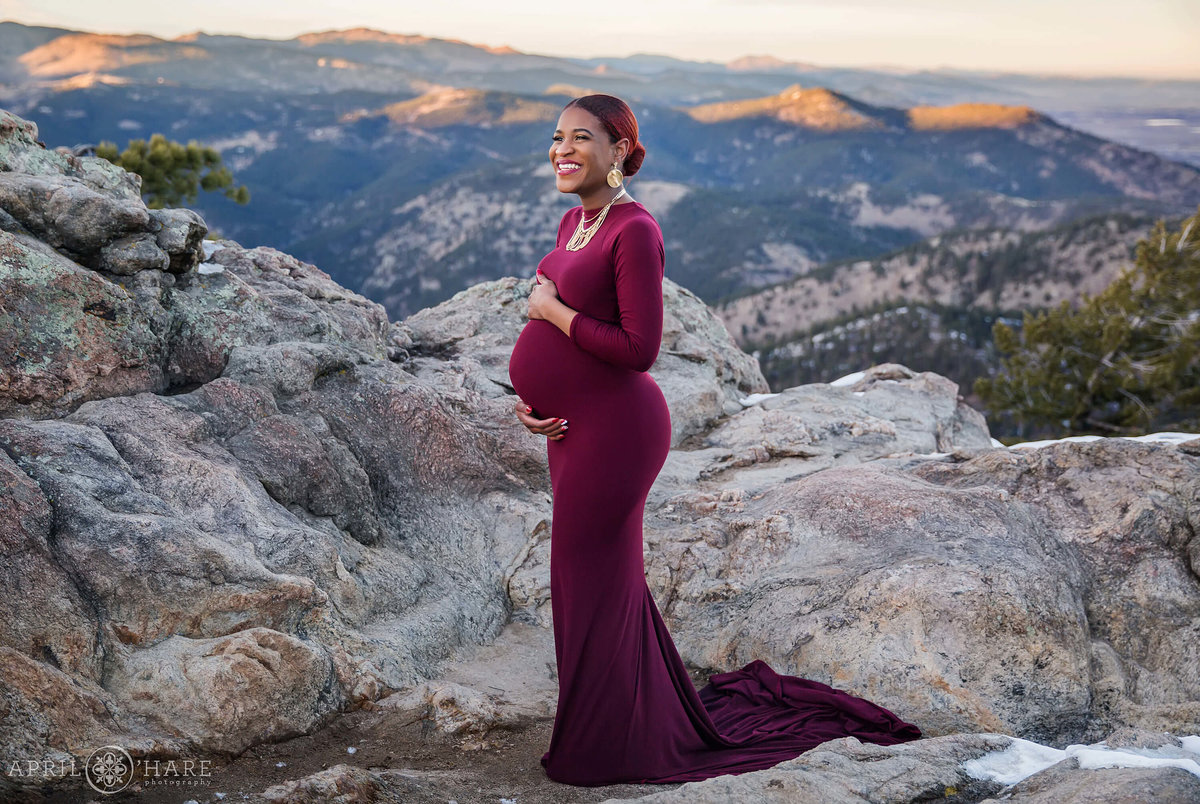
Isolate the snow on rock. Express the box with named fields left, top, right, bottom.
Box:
left=962, top=738, right=1080, bottom=785
left=198, top=239, right=228, bottom=273
left=962, top=734, right=1200, bottom=786
left=1008, top=431, right=1200, bottom=450
left=738, top=392, right=779, bottom=406
left=829, top=370, right=866, bottom=387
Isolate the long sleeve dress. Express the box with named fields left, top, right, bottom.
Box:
left=507, top=201, right=921, bottom=786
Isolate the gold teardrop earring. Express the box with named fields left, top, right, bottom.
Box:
left=606, top=160, right=624, bottom=189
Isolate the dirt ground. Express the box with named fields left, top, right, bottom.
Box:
left=49, top=705, right=686, bottom=804
left=36, top=622, right=699, bottom=804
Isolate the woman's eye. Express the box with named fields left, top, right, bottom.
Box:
left=552, top=135, right=562, bottom=141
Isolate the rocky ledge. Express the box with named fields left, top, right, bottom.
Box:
left=1, top=107, right=1198, bottom=802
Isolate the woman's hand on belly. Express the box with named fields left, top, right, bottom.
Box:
left=527, top=272, right=578, bottom=339
left=514, top=399, right=568, bottom=440
left=527, top=271, right=558, bottom=320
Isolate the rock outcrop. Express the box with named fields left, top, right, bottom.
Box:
left=246, top=728, right=1200, bottom=803
left=0, top=109, right=548, bottom=796
left=2, top=106, right=1199, bottom=802
left=397, top=273, right=769, bottom=448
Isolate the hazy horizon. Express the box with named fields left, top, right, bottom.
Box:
left=4, top=0, right=1199, bottom=81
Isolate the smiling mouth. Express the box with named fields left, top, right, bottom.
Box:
left=556, top=162, right=582, bottom=175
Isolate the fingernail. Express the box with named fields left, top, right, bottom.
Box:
left=525, top=406, right=532, bottom=412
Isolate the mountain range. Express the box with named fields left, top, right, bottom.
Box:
left=714, top=212, right=1168, bottom=409
left=3, top=20, right=1199, bottom=417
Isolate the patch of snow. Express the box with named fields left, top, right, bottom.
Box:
left=1008, top=431, right=1200, bottom=450
left=739, top=392, right=779, bottom=406
left=206, top=129, right=278, bottom=155
left=200, top=240, right=226, bottom=258
left=306, top=126, right=344, bottom=143
left=197, top=263, right=225, bottom=275
left=760, top=241, right=817, bottom=275
left=1009, top=435, right=1104, bottom=449
left=630, top=180, right=691, bottom=218
left=843, top=181, right=954, bottom=236
left=1074, top=746, right=1200, bottom=776
left=965, top=151, right=1000, bottom=173
left=1118, top=431, right=1200, bottom=445
left=962, top=737, right=1065, bottom=785
left=829, top=370, right=865, bottom=387
left=962, top=734, right=1200, bottom=786
left=990, top=437, right=1006, bottom=447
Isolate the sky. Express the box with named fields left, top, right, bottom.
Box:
left=3, top=0, right=1199, bottom=79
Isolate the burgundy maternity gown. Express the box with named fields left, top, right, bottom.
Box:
left=507, top=201, right=921, bottom=786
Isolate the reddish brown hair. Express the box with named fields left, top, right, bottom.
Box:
left=563, top=94, right=646, bottom=176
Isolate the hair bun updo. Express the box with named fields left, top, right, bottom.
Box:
left=563, top=93, right=647, bottom=177
left=623, top=142, right=646, bottom=177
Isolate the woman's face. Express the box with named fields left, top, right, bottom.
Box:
left=549, top=106, right=626, bottom=194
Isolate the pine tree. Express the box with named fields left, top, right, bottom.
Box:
left=975, top=206, right=1200, bottom=438
left=95, top=134, right=250, bottom=210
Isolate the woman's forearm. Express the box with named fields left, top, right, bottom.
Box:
left=544, top=297, right=579, bottom=338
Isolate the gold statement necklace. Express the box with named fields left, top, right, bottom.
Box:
left=565, top=187, right=628, bottom=251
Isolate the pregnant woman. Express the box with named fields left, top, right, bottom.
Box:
left=507, top=94, right=921, bottom=786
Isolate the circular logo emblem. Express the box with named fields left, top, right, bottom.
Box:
left=84, top=745, right=134, bottom=794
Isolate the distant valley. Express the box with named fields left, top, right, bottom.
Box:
left=714, top=213, right=1166, bottom=409
left=3, top=20, right=1199, bottom=421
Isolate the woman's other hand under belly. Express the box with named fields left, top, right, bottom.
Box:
left=514, top=399, right=568, bottom=440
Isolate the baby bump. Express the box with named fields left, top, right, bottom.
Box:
left=509, top=319, right=571, bottom=414
left=509, top=318, right=656, bottom=419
